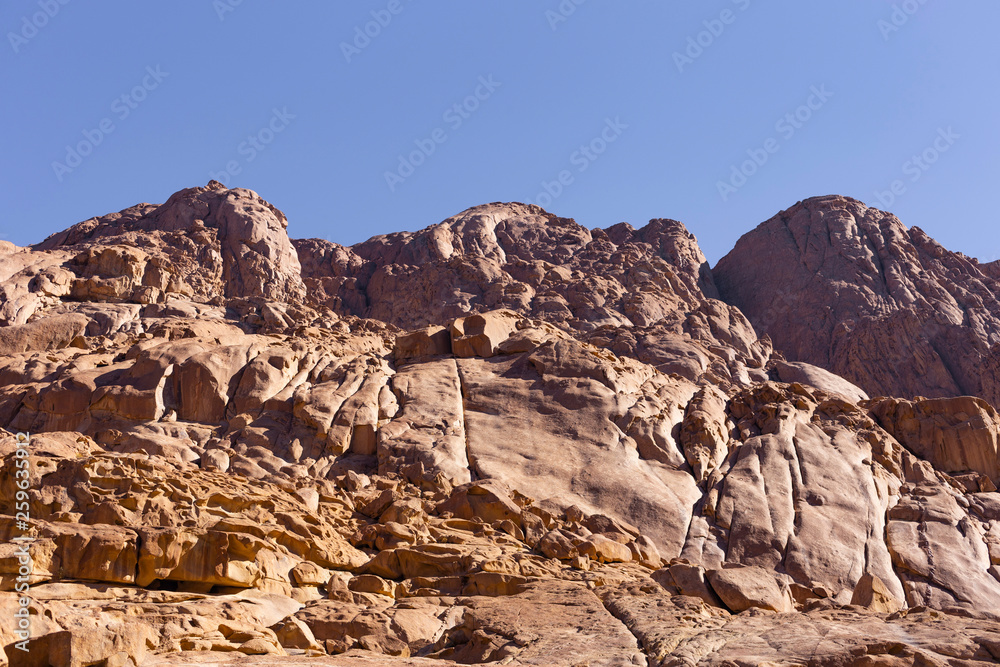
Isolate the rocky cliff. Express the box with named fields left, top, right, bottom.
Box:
left=1, top=185, right=999, bottom=666
left=714, top=195, right=1000, bottom=405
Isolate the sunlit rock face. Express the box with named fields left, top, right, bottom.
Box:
left=714, top=194, right=1000, bottom=405
left=1, top=185, right=999, bottom=666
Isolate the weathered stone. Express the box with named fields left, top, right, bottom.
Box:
left=0, top=313, right=90, bottom=356
left=707, top=566, right=794, bottom=613
left=450, top=309, right=520, bottom=358
left=394, top=326, right=451, bottom=362
left=662, top=562, right=724, bottom=607
left=4, top=185, right=1000, bottom=667
left=577, top=534, right=633, bottom=564
left=773, top=360, right=869, bottom=402
left=436, top=480, right=522, bottom=526
left=871, top=395, right=1000, bottom=483
left=850, top=573, right=903, bottom=613
left=377, top=358, right=470, bottom=486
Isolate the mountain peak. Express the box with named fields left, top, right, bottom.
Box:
left=3, top=184, right=1000, bottom=664
left=714, top=193, right=1000, bottom=403
left=28, top=183, right=305, bottom=306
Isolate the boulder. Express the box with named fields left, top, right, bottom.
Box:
left=870, top=395, right=1000, bottom=483
left=850, top=573, right=903, bottom=613
left=394, top=326, right=451, bottom=362
left=450, top=309, right=520, bottom=358
left=774, top=360, right=869, bottom=403
left=175, top=342, right=264, bottom=423
left=661, top=562, right=724, bottom=607
left=577, top=534, right=633, bottom=563
left=707, top=566, right=794, bottom=613
left=436, top=480, right=522, bottom=526
left=0, top=313, right=90, bottom=356
left=455, top=345, right=702, bottom=559
left=377, top=358, right=470, bottom=485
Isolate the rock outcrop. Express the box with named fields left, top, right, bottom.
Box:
left=2, top=184, right=999, bottom=666
left=294, top=203, right=770, bottom=393
left=714, top=195, right=1000, bottom=404
left=31, top=181, right=306, bottom=307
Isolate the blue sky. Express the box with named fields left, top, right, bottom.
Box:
left=1, top=1, right=997, bottom=264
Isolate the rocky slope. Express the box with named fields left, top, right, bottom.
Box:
left=1, top=183, right=999, bottom=666
left=714, top=195, right=1000, bottom=405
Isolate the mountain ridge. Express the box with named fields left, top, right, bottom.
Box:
left=2, top=183, right=1000, bottom=666
left=714, top=193, right=1000, bottom=406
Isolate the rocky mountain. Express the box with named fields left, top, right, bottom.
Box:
left=1, top=183, right=999, bottom=666
left=714, top=195, right=1000, bottom=405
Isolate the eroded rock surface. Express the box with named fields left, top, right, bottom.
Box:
left=714, top=195, right=1000, bottom=404
left=1, top=185, right=999, bottom=667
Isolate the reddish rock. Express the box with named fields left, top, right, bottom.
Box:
left=3, top=185, right=1000, bottom=667
left=714, top=195, right=1000, bottom=403
left=870, top=395, right=1000, bottom=483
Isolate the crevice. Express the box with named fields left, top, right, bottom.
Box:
left=678, top=502, right=698, bottom=562
left=884, top=488, right=913, bottom=608
left=133, top=529, right=143, bottom=587
left=454, top=359, right=482, bottom=482
left=592, top=590, right=652, bottom=667
left=927, top=334, right=970, bottom=396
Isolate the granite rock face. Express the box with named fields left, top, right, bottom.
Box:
left=293, top=203, right=770, bottom=394
left=1, top=184, right=999, bottom=667
left=714, top=195, right=1000, bottom=404
left=31, top=181, right=306, bottom=307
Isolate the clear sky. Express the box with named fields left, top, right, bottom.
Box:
left=2, top=1, right=997, bottom=264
